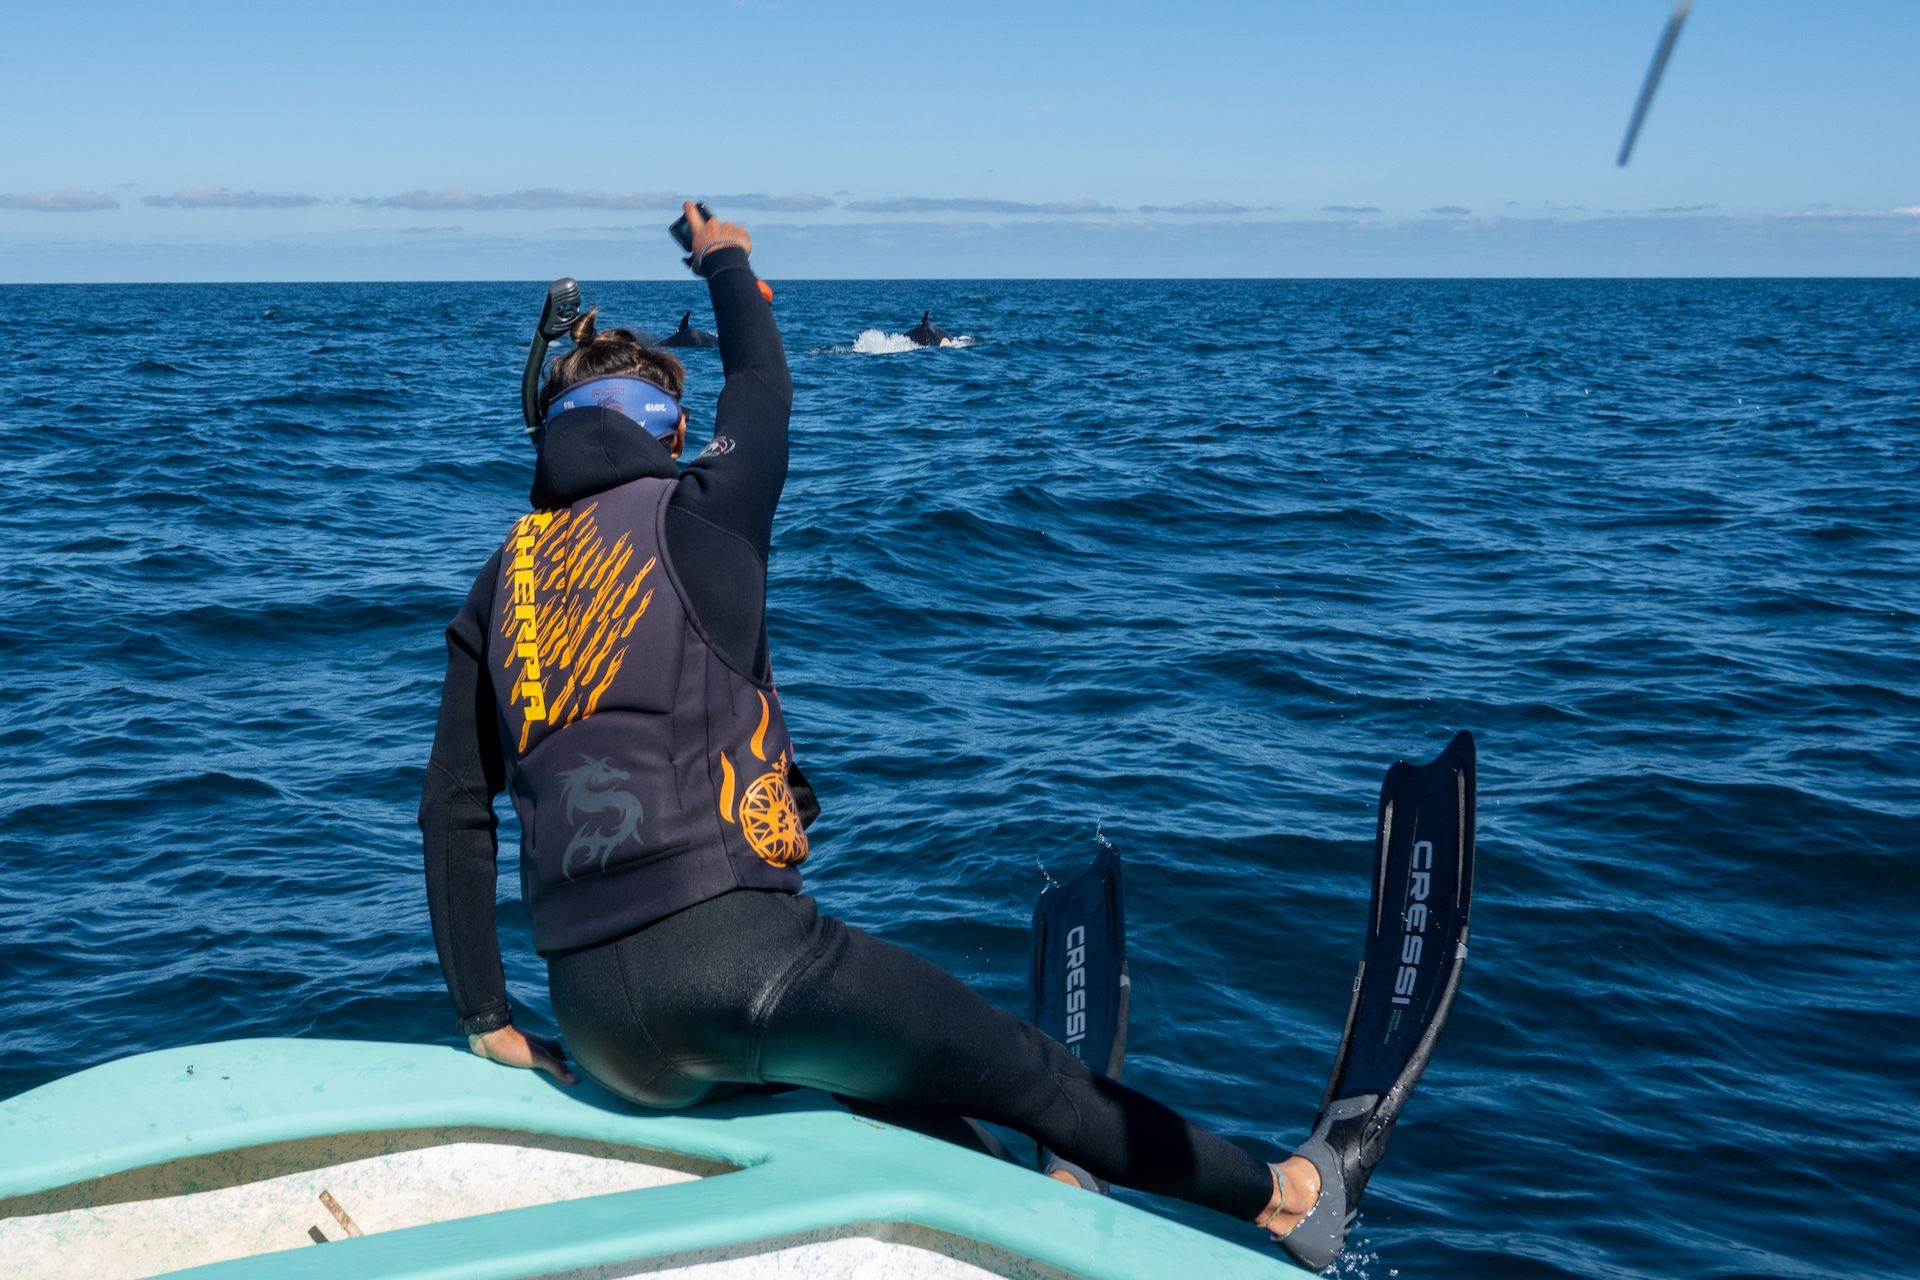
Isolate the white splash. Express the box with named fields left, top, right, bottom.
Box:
left=851, top=330, right=919, bottom=355
left=844, top=330, right=980, bottom=355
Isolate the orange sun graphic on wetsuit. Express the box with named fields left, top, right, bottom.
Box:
left=737, top=761, right=807, bottom=867
left=717, top=690, right=809, bottom=868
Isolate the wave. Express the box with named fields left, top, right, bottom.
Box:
left=126, top=358, right=194, bottom=376
left=246, top=386, right=407, bottom=409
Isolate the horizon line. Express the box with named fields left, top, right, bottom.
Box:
left=4, top=273, right=1917, bottom=287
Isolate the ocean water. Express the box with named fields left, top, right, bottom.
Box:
left=1, top=278, right=1916, bottom=1279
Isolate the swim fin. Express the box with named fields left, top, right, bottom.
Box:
left=1030, top=845, right=1129, bottom=1191
left=1279, top=731, right=1476, bottom=1272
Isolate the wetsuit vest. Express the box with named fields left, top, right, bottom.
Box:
left=486, top=475, right=808, bottom=952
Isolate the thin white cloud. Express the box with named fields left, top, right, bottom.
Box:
left=356, top=188, right=831, bottom=213
left=1780, top=205, right=1920, bottom=220
left=844, top=196, right=1115, bottom=215
left=1322, top=204, right=1381, bottom=215
left=361, top=188, right=685, bottom=211
left=1425, top=205, right=1472, bottom=216
left=0, top=189, right=119, bottom=213
left=707, top=192, right=834, bottom=212
left=1137, top=200, right=1252, bottom=215
left=144, top=188, right=322, bottom=209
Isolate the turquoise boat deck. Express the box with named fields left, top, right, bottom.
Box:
left=0, top=1038, right=1298, bottom=1279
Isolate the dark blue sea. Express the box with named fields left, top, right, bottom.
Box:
left=2, top=279, right=1916, bottom=1279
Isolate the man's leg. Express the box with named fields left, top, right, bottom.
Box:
left=754, top=903, right=1275, bottom=1221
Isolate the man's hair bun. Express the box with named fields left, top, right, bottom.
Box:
left=568, top=307, right=600, bottom=347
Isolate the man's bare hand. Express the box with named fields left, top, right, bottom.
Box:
left=686, top=200, right=751, bottom=265
left=468, top=1024, right=578, bottom=1085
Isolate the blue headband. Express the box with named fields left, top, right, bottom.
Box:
left=547, top=376, right=683, bottom=438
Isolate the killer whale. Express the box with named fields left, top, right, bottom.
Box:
left=658, top=311, right=718, bottom=349
left=905, top=311, right=953, bottom=347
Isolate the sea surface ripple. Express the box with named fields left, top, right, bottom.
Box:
left=1, top=279, right=1916, bottom=1279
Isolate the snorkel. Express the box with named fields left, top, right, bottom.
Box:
left=521, top=277, right=582, bottom=438
left=521, top=276, right=686, bottom=446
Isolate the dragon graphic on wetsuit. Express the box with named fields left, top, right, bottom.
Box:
left=557, top=755, right=645, bottom=879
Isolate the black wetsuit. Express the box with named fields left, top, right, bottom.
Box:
left=419, top=247, right=1273, bottom=1221
left=421, top=247, right=788, bottom=1032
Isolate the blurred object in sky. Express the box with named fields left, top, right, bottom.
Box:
left=1618, top=0, right=1694, bottom=166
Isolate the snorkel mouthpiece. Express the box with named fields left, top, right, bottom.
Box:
left=521, top=277, right=581, bottom=436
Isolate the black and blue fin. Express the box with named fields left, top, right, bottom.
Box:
left=1030, top=845, right=1128, bottom=1192
left=1280, top=731, right=1476, bottom=1272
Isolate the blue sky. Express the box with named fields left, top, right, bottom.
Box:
left=2, top=1, right=1915, bottom=280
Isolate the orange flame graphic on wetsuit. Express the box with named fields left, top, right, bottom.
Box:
left=499, top=501, right=656, bottom=751
left=715, top=690, right=807, bottom=868
left=718, top=753, right=737, bottom=824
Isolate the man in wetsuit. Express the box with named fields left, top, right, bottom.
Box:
left=419, top=204, right=1324, bottom=1243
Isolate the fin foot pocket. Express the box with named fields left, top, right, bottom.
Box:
left=1276, top=1098, right=1369, bottom=1271
left=1040, top=1153, right=1107, bottom=1194
left=1282, top=731, right=1476, bottom=1270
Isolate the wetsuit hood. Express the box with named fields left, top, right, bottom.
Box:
left=531, top=405, right=677, bottom=509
